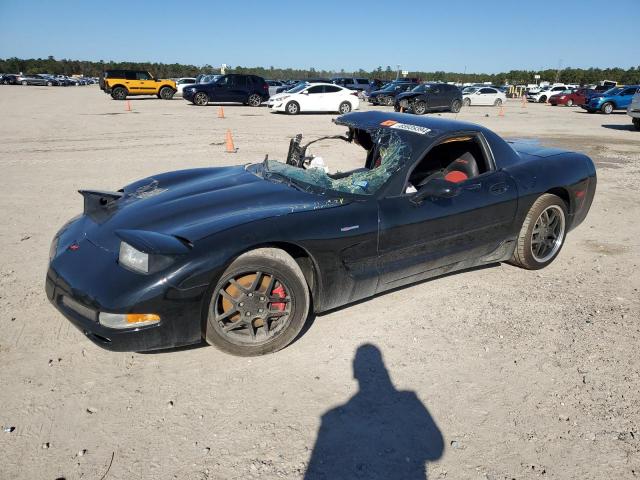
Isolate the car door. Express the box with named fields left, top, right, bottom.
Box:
left=135, top=71, right=157, bottom=95
left=376, top=133, right=518, bottom=289
left=618, top=87, right=639, bottom=108
left=478, top=88, right=496, bottom=105
left=323, top=85, right=344, bottom=111
left=209, top=75, right=233, bottom=101
left=228, top=75, right=249, bottom=102
left=301, top=85, right=325, bottom=111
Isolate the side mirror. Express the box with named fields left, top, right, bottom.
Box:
left=410, top=178, right=461, bottom=205
left=302, top=91, right=309, bottom=95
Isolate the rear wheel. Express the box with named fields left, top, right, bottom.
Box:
left=46, top=81, right=53, bottom=86
left=159, top=86, right=175, bottom=100
left=451, top=99, right=462, bottom=113
left=111, top=86, right=128, bottom=100
left=633, top=118, right=640, bottom=131
left=538, top=95, right=547, bottom=103
left=205, top=248, right=310, bottom=356
left=566, top=99, right=573, bottom=107
left=413, top=101, right=427, bottom=115
left=247, top=93, right=262, bottom=107
left=463, top=98, right=471, bottom=107
left=285, top=101, right=299, bottom=115
left=509, top=193, right=567, bottom=270
left=494, top=98, right=503, bottom=107
left=21, top=80, right=27, bottom=86
left=338, top=101, right=352, bottom=114
left=601, top=102, right=614, bottom=114
left=193, top=92, right=209, bottom=106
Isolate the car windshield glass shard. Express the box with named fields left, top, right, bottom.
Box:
left=261, top=129, right=410, bottom=196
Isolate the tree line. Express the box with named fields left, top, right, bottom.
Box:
left=1, top=56, right=638, bottom=86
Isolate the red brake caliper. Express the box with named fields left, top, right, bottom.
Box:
left=271, top=284, right=287, bottom=311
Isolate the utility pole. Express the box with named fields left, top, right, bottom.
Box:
left=396, top=64, right=400, bottom=81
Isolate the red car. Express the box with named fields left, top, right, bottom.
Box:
left=549, top=88, right=590, bottom=106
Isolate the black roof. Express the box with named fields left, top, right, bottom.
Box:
left=335, top=111, right=482, bottom=135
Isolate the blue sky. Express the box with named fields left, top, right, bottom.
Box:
left=0, top=0, right=638, bottom=73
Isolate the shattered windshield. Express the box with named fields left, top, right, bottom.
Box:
left=260, top=129, right=411, bottom=196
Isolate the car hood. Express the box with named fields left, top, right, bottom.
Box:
left=78, top=166, right=345, bottom=252
left=395, top=92, right=420, bottom=100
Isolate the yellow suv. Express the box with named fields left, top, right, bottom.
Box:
left=99, top=70, right=176, bottom=100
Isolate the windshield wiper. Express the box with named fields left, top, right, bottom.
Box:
left=263, top=170, right=309, bottom=192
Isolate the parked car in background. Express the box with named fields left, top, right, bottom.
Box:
left=266, top=80, right=285, bottom=97
left=582, top=85, right=640, bottom=114
left=275, top=79, right=330, bottom=94
left=183, top=74, right=269, bottom=106
left=394, top=83, right=462, bottom=114
left=18, top=74, right=59, bottom=86
left=267, top=83, right=359, bottom=115
left=1, top=74, right=20, bottom=85
left=99, top=70, right=177, bottom=100
left=549, top=88, right=590, bottom=106
left=331, top=77, right=371, bottom=91
left=527, top=85, right=567, bottom=103
left=627, top=92, right=640, bottom=130
left=175, top=77, right=196, bottom=96
left=368, top=81, right=418, bottom=106
left=462, top=86, right=506, bottom=107
left=196, top=74, right=221, bottom=84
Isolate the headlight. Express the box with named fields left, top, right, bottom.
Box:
left=279, top=95, right=290, bottom=100
left=119, top=242, right=149, bottom=273
left=99, top=312, right=160, bottom=329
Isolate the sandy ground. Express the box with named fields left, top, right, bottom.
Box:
left=0, top=86, right=639, bottom=480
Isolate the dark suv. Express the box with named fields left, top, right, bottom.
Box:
left=183, top=74, right=269, bottom=106
left=367, top=81, right=419, bottom=106
left=394, top=83, right=463, bottom=114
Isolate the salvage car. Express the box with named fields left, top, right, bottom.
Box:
left=461, top=86, right=506, bottom=107
left=548, top=88, right=590, bottom=106
left=394, top=83, right=462, bottom=114
left=368, top=81, right=418, bottom=105
left=267, top=83, right=359, bottom=114
left=627, top=91, right=640, bottom=130
left=46, top=112, right=596, bottom=356
left=183, top=74, right=269, bottom=106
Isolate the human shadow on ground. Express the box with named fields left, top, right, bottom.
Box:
left=304, top=344, right=444, bottom=480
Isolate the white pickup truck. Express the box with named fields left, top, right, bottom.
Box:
left=628, top=92, right=640, bottom=130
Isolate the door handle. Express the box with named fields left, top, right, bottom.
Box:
left=464, top=183, right=481, bottom=191
left=489, top=182, right=508, bottom=194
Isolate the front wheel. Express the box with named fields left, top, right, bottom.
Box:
left=463, top=98, right=471, bottom=107
left=633, top=118, right=640, bottom=131
left=247, top=93, right=262, bottom=107
left=566, top=99, right=573, bottom=107
left=413, top=101, right=427, bottom=115
left=205, top=248, right=310, bottom=356
left=285, top=101, right=299, bottom=115
left=111, top=86, right=128, bottom=100
left=538, top=96, right=547, bottom=103
left=159, top=86, right=175, bottom=100
left=193, top=92, right=209, bottom=106
left=21, top=80, right=27, bottom=86
left=601, top=102, right=614, bottom=114
left=494, top=98, right=503, bottom=107
left=338, top=101, right=352, bottom=114
left=509, top=193, right=568, bottom=270
left=47, top=81, right=53, bottom=86
left=451, top=99, right=462, bottom=113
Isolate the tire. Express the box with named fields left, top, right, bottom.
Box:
left=509, top=193, right=568, bottom=270
left=205, top=248, right=310, bottom=356
left=159, top=86, right=175, bottom=100
left=21, top=80, right=27, bottom=86
left=393, top=104, right=401, bottom=112
left=538, top=96, right=547, bottom=103
left=47, top=81, right=52, bottom=86
left=413, top=101, right=427, bottom=115
left=247, top=93, right=262, bottom=107
left=566, top=99, right=573, bottom=107
left=494, top=98, right=503, bottom=107
left=463, top=98, right=471, bottom=107
left=451, top=99, right=462, bottom=113
left=193, top=92, right=209, bottom=106
left=111, top=86, right=128, bottom=100
left=384, top=96, right=394, bottom=106
left=338, top=101, right=352, bottom=114
left=285, top=101, right=299, bottom=115
left=633, top=118, right=640, bottom=131
left=601, top=102, right=614, bottom=114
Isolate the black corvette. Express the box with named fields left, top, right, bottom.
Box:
left=46, top=112, right=596, bottom=356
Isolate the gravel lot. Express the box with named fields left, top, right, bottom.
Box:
left=0, top=86, right=638, bottom=480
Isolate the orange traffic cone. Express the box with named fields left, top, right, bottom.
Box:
left=218, top=106, right=225, bottom=118
left=125, top=100, right=131, bottom=112
left=498, top=104, right=505, bottom=117
left=225, top=129, right=236, bottom=153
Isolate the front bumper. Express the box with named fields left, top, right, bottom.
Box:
left=46, top=235, right=206, bottom=352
